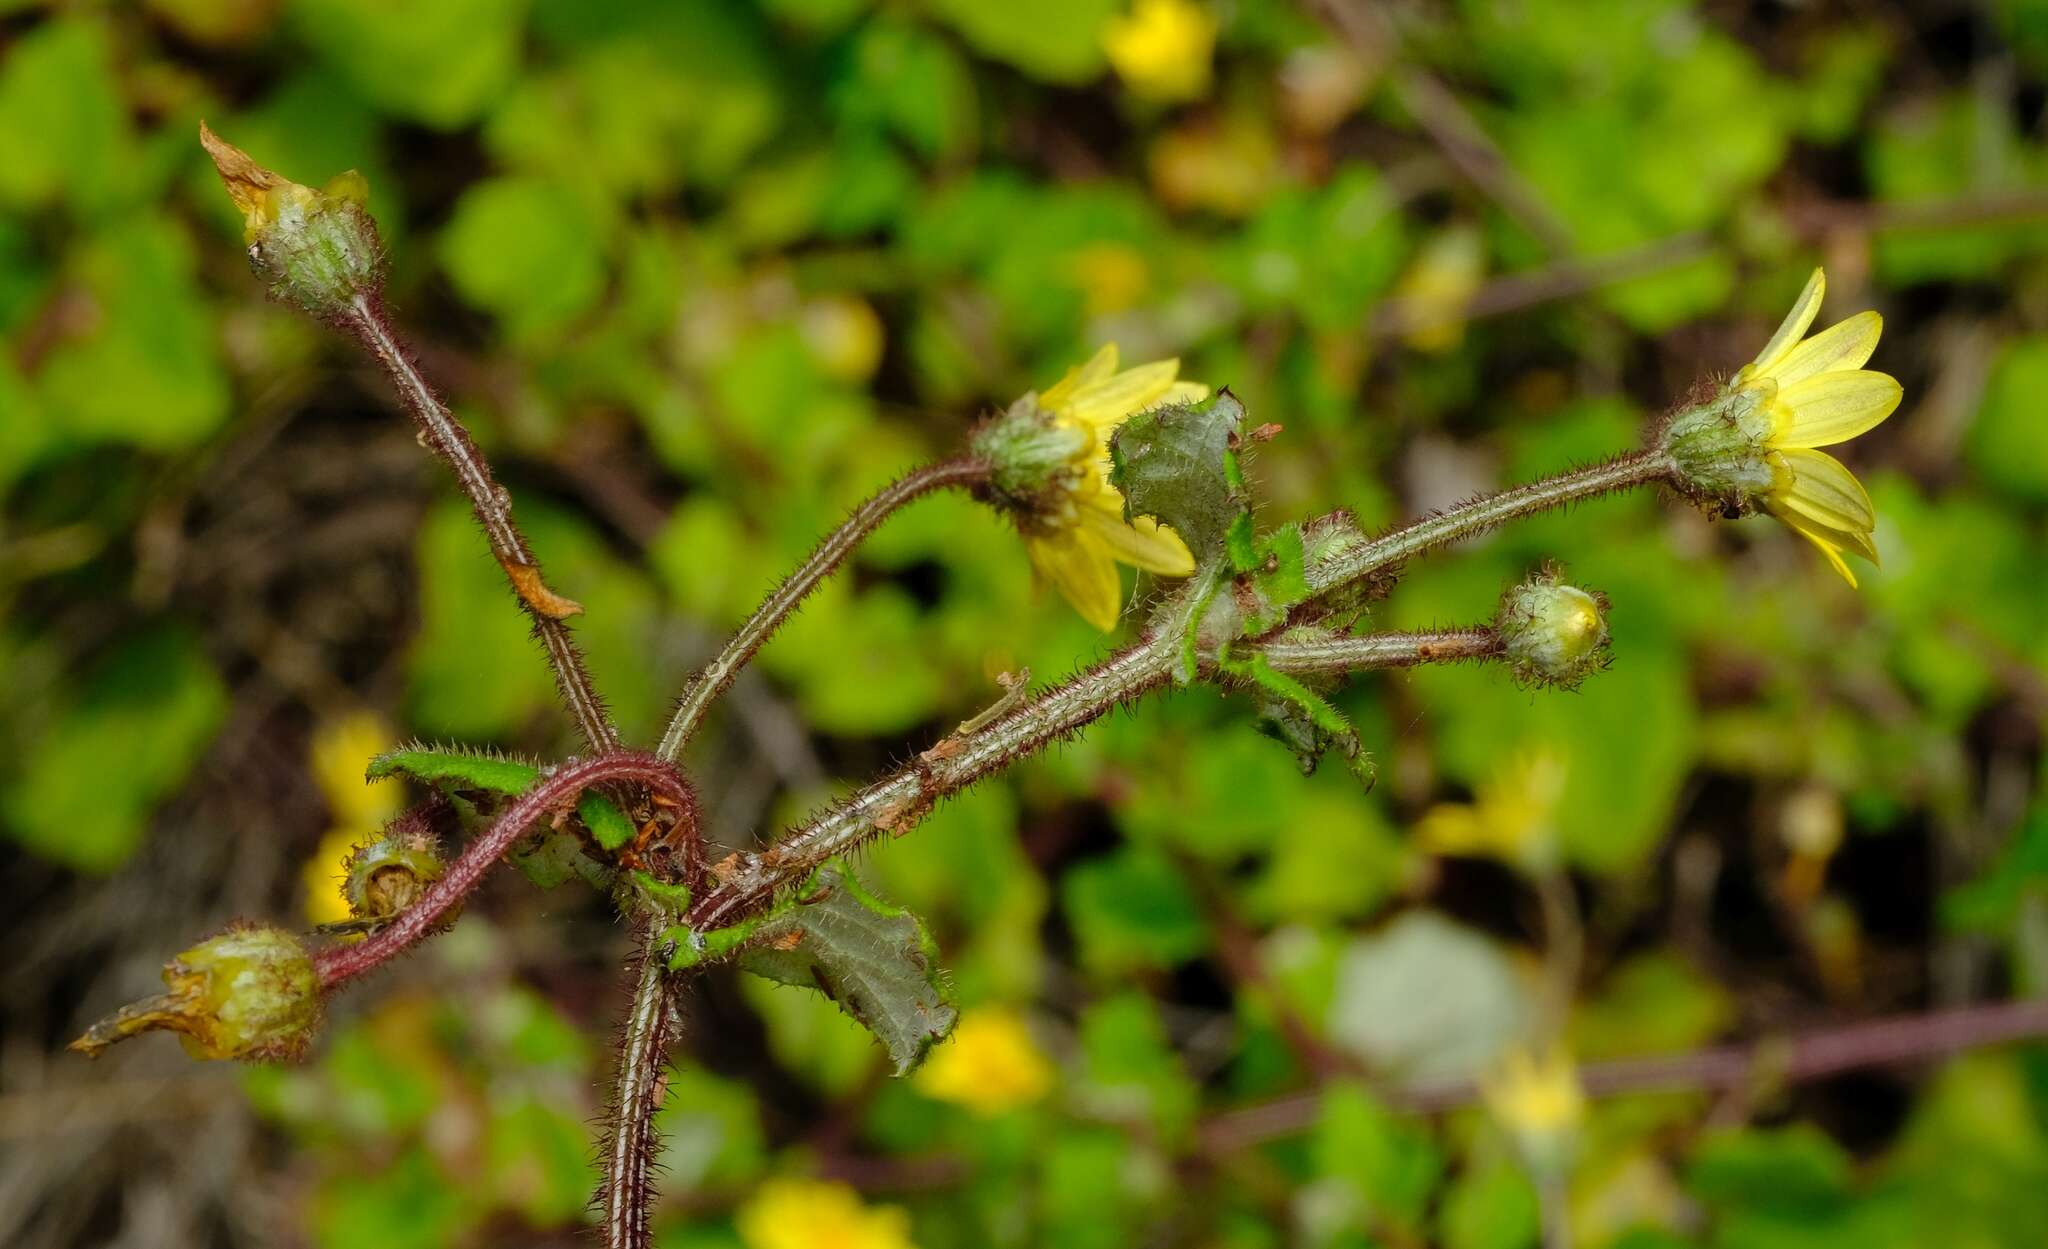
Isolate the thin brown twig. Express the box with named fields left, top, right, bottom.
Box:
left=1198, top=996, right=2048, bottom=1152
left=1316, top=0, right=1577, bottom=256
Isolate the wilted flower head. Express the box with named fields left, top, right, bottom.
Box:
left=71, top=924, right=321, bottom=1061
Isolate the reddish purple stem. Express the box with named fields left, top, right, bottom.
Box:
left=314, top=751, right=696, bottom=989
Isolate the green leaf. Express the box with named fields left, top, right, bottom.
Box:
left=38, top=217, right=229, bottom=451
left=438, top=175, right=607, bottom=340
left=367, top=744, right=638, bottom=851
left=1061, top=845, right=1209, bottom=975
left=1968, top=336, right=2048, bottom=504
left=290, top=0, right=530, bottom=129
left=922, top=0, right=1119, bottom=83
left=1077, top=992, right=1199, bottom=1143
left=1109, top=391, right=1248, bottom=562
left=1313, top=1082, right=1445, bottom=1235
left=736, top=861, right=959, bottom=1076
left=3, top=628, right=227, bottom=872
left=0, top=17, right=135, bottom=213
left=1439, top=1158, right=1541, bottom=1249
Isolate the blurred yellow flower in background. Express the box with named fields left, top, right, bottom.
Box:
left=735, top=1178, right=915, bottom=1249
left=1391, top=224, right=1486, bottom=353
left=301, top=711, right=401, bottom=925
left=1103, top=0, right=1218, bottom=103
left=1483, top=1046, right=1586, bottom=1171
left=1735, top=269, right=1902, bottom=586
left=1414, top=748, right=1567, bottom=871
left=1017, top=344, right=1205, bottom=629
left=914, top=1005, right=1055, bottom=1115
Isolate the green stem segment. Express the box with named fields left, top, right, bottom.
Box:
left=343, top=295, right=618, bottom=752
left=656, top=457, right=991, bottom=761
left=603, top=929, right=672, bottom=1249
left=1308, top=449, right=1676, bottom=594
left=685, top=626, right=1503, bottom=931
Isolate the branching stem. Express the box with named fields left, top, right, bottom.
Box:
left=1308, top=449, right=1676, bottom=594
left=686, top=626, right=1502, bottom=931
left=313, top=751, right=693, bottom=989
left=341, top=295, right=618, bottom=752
left=656, top=457, right=992, bottom=761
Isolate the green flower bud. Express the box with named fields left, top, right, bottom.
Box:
left=1657, top=382, right=1777, bottom=514
left=1498, top=571, right=1609, bottom=688
left=969, top=393, right=1093, bottom=510
left=200, top=122, right=383, bottom=320
left=71, top=924, right=321, bottom=1062
left=343, top=828, right=446, bottom=924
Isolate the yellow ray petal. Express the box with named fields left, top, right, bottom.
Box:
left=1039, top=343, right=1120, bottom=409
left=1081, top=505, right=1196, bottom=575
left=1064, top=360, right=1183, bottom=430
left=1783, top=516, right=1859, bottom=586
left=1766, top=310, right=1883, bottom=386
left=1029, top=533, right=1123, bottom=629
left=1748, top=268, right=1825, bottom=377
left=1774, top=447, right=1876, bottom=536
left=1770, top=370, right=1902, bottom=448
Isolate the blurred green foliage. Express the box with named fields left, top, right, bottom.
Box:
left=5, top=0, right=2048, bottom=1247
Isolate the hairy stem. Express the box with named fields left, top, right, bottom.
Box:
left=1309, top=449, right=1676, bottom=595
left=686, top=627, right=1502, bottom=931
left=341, top=295, right=618, bottom=751
left=314, top=751, right=693, bottom=988
left=656, top=457, right=992, bottom=762
left=603, top=926, right=673, bottom=1249
left=1255, top=627, right=1499, bottom=673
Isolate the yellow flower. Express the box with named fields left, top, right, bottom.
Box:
left=1415, top=748, right=1566, bottom=870
left=914, top=1005, right=1055, bottom=1115
left=1103, top=0, right=1218, bottom=104
left=1391, top=225, right=1486, bottom=353
left=1011, top=343, right=1206, bottom=629
left=734, top=1178, right=915, bottom=1249
left=1482, top=1046, right=1585, bottom=1169
left=1733, top=269, right=1902, bottom=586
left=303, top=712, right=401, bottom=925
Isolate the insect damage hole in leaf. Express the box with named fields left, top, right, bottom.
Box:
left=737, top=860, right=959, bottom=1075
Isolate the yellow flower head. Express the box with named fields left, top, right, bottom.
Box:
left=1415, top=748, right=1567, bottom=871
left=914, top=1005, right=1055, bottom=1115
left=1482, top=1046, right=1586, bottom=1168
left=735, top=1178, right=915, bottom=1249
left=980, top=343, right=1206, bottom=629
left=1103, top=0, right=1218, bottom=104
left=1733, top=269, right=1902, bottom=585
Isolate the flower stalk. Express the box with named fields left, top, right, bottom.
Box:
left=656, top=456, right=992, bottom=762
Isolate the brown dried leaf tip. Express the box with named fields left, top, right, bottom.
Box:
left=500, top=556, right=586, bottom=619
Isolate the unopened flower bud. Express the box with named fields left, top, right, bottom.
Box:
left=199, top=122, right=383, bottom=320
left=1498, top=571, right=1609, bottom=687
left=71, top=924, right=321, bottom=1061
